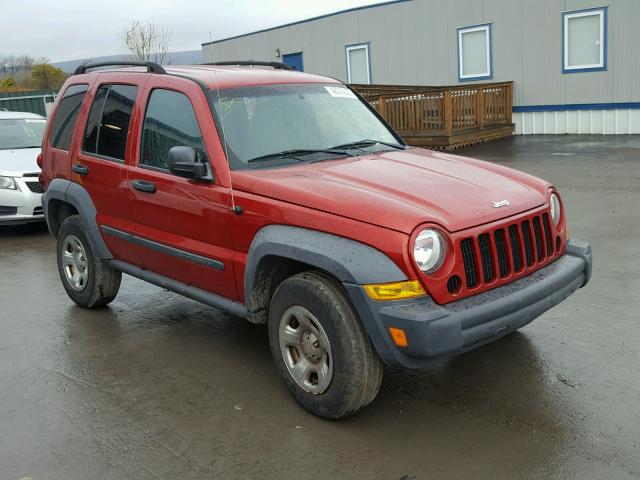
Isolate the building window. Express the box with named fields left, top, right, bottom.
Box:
left=562, top=7, right=607, bottom=73
left=346, top=43, right=371, bottom=84
left=457, top=24, right=492, bottom=81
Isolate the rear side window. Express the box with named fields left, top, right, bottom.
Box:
left=140, top=89, right=205, bottom=171
left=49, top=84, right=88, bottom=150
left=83, top=84, right=138, bottom=161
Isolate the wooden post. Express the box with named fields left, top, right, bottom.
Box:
left=476, top=88, right=485, bottom=129
left=506, top=83, right=513, bottom=124
left=378, top=95, right=387, bottom=120
left=443, top=89, right=452, bottom=135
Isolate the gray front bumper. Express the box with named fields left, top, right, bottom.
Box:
left=346, top=238, right=592, bottom=369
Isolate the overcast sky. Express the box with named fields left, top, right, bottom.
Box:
left=1, top=0, right=382, bottom=63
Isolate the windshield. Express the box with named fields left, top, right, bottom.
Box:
left=210, top=83, right=400, bottom=169
left=0, top=117, right=46, bottom=150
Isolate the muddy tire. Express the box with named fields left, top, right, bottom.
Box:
left=268, top=271, right=383, bottom=419
left=56, top=215, right=121, bottom=308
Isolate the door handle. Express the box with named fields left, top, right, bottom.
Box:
left=72, top=163, right=89, bottom=175
left=131, top=179, right=157, bottom=193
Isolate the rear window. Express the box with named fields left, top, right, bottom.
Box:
left=49, top=84, right=88, bottom=151
left=83, top=84, right=138, bottom=161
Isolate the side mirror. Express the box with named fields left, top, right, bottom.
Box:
left=167, top=146, right=209, bottom=180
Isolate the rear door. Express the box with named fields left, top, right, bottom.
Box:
left=127, top=76, right=237, bottom=299
left=72, top=74, right=145, bottom=266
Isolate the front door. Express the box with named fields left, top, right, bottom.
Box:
left=128, top=80, right=238, bottom=300
left=282, top=52, right=304, bottom=72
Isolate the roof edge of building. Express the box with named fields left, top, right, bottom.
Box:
left=201, top=0, right=412, bottom=47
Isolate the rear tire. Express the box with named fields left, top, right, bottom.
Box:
left=268, top=271, right=383, bottom=419
left=56, top=215, right=121, bottom=308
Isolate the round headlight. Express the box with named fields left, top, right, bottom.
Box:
left=550, top=193, right=561, bottom=227
left=414, top=229, right=446, bottom=274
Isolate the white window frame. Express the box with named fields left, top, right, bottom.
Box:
left=345, top=43, right=371, bottom=84
left=457, top=23, right=492, bottom=81
left=562, top=7, right=607, bottom=73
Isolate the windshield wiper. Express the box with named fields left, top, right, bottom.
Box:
left=248, top=148, right=353, bottom=163
left=10, top=145, right=41, bottom=149
left=331, top=139, right=406, bottom=150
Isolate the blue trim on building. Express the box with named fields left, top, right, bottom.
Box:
left=562, top=6, right=608, bottom=74
left=282, top=52, right=304, bottom=72
left=345, top=42, right=372, bottom=84
left=457, top=23, right=493, bottom=82
left=513, top=102, right=640, bottom=113
left=201, top=0, right=412, bottom=46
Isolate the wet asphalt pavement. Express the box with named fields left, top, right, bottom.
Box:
left=1, top=135, right=639, bottom=479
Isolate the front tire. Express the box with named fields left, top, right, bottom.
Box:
left=56, top=215, right=121, bottom=308
left=268, top=271, right=383, bottom=419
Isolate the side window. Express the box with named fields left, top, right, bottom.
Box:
left=83, top=85, right=109, bottom=153
left=82, top=84, right=138, bottom=161
left=140, top=89, right=205, bottom=171
left=50, top=84, right=88, bottom=150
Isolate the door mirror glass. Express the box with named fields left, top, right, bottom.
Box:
left=167, top=146, right=209, bottom=180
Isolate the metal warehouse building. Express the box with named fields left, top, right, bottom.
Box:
left=202, top=0, right=640, bottom=135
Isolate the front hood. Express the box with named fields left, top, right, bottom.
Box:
left=0, top=148, right=41, bottom=177
left=233, top=148, right=551, bottom=233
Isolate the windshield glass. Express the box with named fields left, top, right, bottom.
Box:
left=210, top=83, right=400, bottom=169
left=0, top=118, right=46, bottom=150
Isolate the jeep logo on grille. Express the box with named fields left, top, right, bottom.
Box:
left=492, top=199, right=510, bottom=208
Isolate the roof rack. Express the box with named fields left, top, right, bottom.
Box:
left=201, top=61, right=294, bottom=71
left=74, top=61, right=166, bottom=75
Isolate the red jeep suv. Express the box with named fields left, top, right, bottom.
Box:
left=40, top=61, right=592, bottom=419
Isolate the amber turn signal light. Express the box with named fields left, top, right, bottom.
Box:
left=388, top=327, right=408, bottom=348
left=363, top=280, right=426, bottom=301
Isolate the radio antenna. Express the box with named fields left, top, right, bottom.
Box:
left=209, top=31, right=239, bottom=214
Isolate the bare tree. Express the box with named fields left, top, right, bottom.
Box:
left=122, top=21, right=172, bottom=65
left=16, top=54, right=34, bottom=72
left=3, top=55, right=18, bottom=76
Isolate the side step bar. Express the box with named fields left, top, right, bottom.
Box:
left=109, top=259, right=248, bottom=318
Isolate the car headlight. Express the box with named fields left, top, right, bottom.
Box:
left=0, top=176, right=17, bottom=190
left=550, top=193, right=561, bottom=227
left=414, top=228, right=446, bottom=274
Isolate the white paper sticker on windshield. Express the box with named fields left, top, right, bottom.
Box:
left=25, top=119, right=46, bottom=123
left=324, top=86, right=357, bottom=99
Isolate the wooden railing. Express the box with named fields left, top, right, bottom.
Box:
left=351, top=81, right=514, bottom=149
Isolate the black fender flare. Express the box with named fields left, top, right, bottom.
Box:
left=42, top=178, right=112, bottom=260
left=244, top=225, right=407, bottom=313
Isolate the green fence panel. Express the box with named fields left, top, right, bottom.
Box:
left=0, top=90, right=58, bottom=117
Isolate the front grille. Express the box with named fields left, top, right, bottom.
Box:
left=25, top=181, right=45, bottom=193
left=459, top=211, right=557, bottom=292
left=460, top=238, right=478, bottom=288
left=0, top=206, right=18, bottom=216
left=23, top=172, right=39, bottom=178
left=522, top=220, right=534, bottom=267
left=542, top=213, right=553, bottom=256
left=494, top=229, right=510, bottom=277
left=33, top=206, right=43, bottom=215
left=478, top=233, right=494, bottom=282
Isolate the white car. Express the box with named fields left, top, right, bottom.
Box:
left=0, top=110, right=47, bottom=225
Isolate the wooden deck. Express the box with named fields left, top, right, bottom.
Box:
left=351, top=82, right=514, bottom=150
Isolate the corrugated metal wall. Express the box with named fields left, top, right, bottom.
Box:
left=515, top=109, right=640, bottom=134
left=202, top=0, right=639, bottom=108
left=0, top=90, right=57, bottom=117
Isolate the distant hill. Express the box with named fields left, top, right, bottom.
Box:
left=53, top=50, right=203, bottom=73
